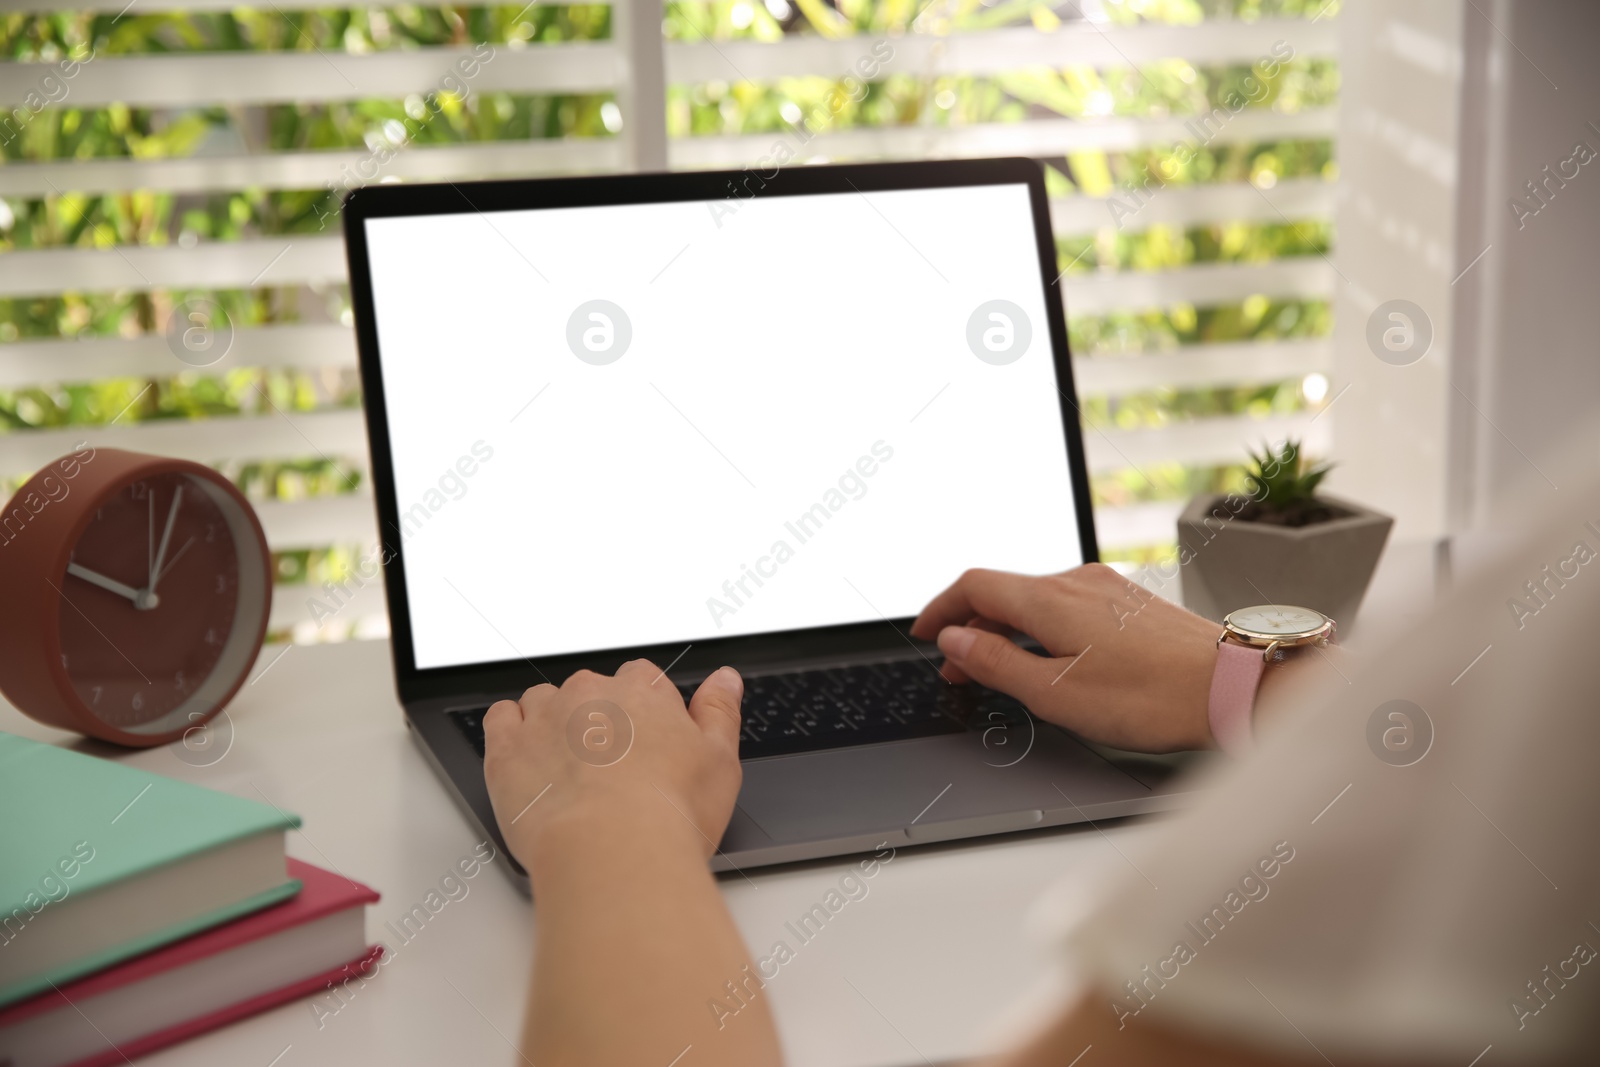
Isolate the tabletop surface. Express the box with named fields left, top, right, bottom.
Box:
left=2, top=637, right=1172, bottom=1067
left=0, top=540, right=1436, bottom=1067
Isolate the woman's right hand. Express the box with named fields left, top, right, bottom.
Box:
left=910, top=563, right=1224, bottom=752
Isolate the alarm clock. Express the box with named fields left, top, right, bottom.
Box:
left=0, top=447, right=272, bottom=747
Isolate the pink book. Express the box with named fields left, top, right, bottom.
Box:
left=0, top=860, right=382, bottom=1067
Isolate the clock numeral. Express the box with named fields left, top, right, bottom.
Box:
left=205, top=523, right=218, bottom=543
left=175, top=670, right=187, bottom=692
left=215, top=574, right=227, bottom=594
left=129, top=481, right=148, bottom=500
left=60, top=653, right=68, bottom=669
left=91, top=686, right=102, bottom=705
left=131, top=691, right=144, bottom=712
left=205, top=627, right=220, bottom=646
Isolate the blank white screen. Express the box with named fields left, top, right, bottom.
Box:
left=364, top=183, right=1085, bottom=669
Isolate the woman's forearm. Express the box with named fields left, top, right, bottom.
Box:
left=523, top=812, right=784, bottom=1067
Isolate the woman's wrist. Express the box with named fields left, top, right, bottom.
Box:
left=521, top=799, right=710, bottom=889
left=1204, top=631, right=1351, bottom=750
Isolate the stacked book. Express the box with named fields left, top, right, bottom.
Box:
left=0, top=732, right=382, bottom=1067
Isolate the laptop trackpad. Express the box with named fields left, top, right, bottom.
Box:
left=733, top=725, right=1149, bottom=845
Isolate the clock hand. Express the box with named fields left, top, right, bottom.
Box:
left=67, top=562, right=144, bottom=604
left=150, top=485, right=184, bottom=591
left=154, top=537, right=194, bottom=586
left=147, top=491, right=155, bottom=585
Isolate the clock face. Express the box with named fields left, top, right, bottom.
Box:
left=56, top=471, right=265, bottom=737
left=1227, top=604, right=1328, bottom=639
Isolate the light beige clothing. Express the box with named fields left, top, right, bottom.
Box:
left=1041, top=475, right=1600, bottom=1064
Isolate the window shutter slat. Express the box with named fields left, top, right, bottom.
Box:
left=0, top=44, right=618, bottom=109
left=1073, top=339, right=1332, bottom=397
left=665, top=19, right=1335, bottom=84
left=4, top=410, right=368, bottom=473
left=1064, top=259, right=1333, bottom=316
left=0, top=139, right=624, bottom=200
left=669, top=108, right=1336, bottom=168
left=1088, top=414, right=1330, bottom=476
left=0, top=326, right=356, bottom=389
left=1051, top=177, right=1336, bottom=235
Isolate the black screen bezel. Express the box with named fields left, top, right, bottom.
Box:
left=341, top=157, right=1100, bottom=704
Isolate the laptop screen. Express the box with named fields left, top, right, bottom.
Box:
left=363, top=181, right=1086, bottom=670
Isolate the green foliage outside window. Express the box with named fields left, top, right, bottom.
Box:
left=0, top=0, right=1340, bottom=619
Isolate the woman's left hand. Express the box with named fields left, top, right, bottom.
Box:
left=482, top=661, right=745, bottom=872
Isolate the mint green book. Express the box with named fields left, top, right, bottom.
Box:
left=0, top=733, right=302, bottom=1008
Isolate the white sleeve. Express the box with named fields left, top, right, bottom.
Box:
left=1037, top=485, right=1600, bottom=1065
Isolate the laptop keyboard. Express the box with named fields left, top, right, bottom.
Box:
left=446, top=659, right=1033, bottom=761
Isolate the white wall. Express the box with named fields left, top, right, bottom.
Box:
left=1448, top=0, right=1600, bottom=526
left=1331, top=0, right=1466, bottom=545
left=1334, top=0, right=1599, bottom=540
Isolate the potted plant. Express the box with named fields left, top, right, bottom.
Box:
left=1176, top=439, right=1393, bottom=629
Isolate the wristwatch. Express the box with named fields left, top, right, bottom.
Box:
left=1208, top=604, right=1336, bottom=754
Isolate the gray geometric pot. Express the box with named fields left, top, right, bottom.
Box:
left=1176, top=491, right=1393, bottom=632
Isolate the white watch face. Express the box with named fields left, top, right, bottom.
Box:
left=1227, top=604, right=1328, bottom=639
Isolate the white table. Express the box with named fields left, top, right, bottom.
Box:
left=2, top=539, right=1435, bottom=1067
left=3, top=637, right=1173, bottom=1067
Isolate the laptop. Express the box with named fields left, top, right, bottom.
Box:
left=342, top=157, right=1194, bottom=892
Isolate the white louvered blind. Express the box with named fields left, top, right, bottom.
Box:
left=0, top=0, right=1342, bottom=642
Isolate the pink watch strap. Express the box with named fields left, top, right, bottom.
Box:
left=1209, top=641, right=1266, bottom=755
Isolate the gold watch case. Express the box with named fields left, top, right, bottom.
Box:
left=1218, top=604, right=1337, bottom=662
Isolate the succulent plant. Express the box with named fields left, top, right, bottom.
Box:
left=1244, top=439, right=1334, bottom=515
